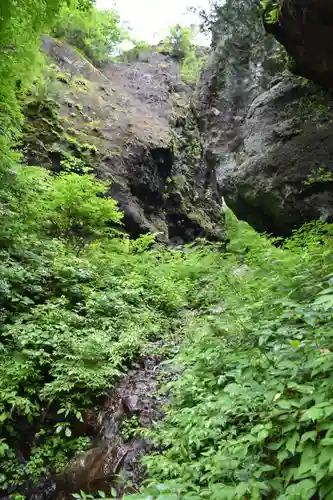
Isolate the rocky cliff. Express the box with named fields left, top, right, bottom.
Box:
left=198, top=0, right=333, bottom=236
left=20, top=36, right=223, bottom=243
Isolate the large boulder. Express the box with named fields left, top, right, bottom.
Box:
left=217, top=76, right=333, bottom=234
left=20, top=36, right=224, bottom=243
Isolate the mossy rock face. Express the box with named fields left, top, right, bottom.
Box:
left=20, top=100, right=99, bottom=174
left=19, top=36, right=224, bottom=242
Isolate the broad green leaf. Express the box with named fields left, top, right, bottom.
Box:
left=286, top=432, right=299, bottom=454
left=300, top=430, right=317, bottom=444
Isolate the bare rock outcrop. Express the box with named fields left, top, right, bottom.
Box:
left=197, top=0, right=333, bottom=235
left=20, top=36, right=224, bottom=243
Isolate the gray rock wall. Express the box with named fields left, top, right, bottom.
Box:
left=21, top=37, right=224, bottom=243
left=198, top=1, right=333, bottom=235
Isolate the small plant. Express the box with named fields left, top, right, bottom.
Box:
left=56, top=72, right=71, bottom=84
left=75, top=103, right=84, bottom=113
left=82, top=142, right=97, bottom=154
left=185, top=138, right=201, bottom=160
left=120, top=416, right=142, bottom=441
left=73, top=76, right=88, bottom=88
left=304, top=167, right=333, bottom=185
left=261, top=0, right=282, bottom=24
left=296, top=95, right=331, bottom=121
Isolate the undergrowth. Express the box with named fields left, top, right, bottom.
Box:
left=3, top=2, right=333, bottom=500
left=0, top=166, right=207, bottom=490
left=118, top=213, right=333, bottom=500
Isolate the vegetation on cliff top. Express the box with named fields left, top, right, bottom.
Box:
left=52, top=5, right=121, bottom=63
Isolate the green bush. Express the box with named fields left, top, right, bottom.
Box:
left=4, top=2, right=333, bottom=499
left=125, top=215, right=333, bottom=499
left=158, top=25, right=194, bottom=61
left=157, top=25, right=206, bottom=85
left=52, top=6, right=121, bottom=62
left=0, top=0, right=68, bottom=183
left=14, top=166, right=123, bottom=246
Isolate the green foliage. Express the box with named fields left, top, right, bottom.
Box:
left=14, top=167, right=123, bottom=246
left=0, top=162, right=222, bottom=490
left=0, top=0, right=187, bottom=492
left=118, top=40, right=153, bottom=63
left=121, top=214, right=333, bottom=499
left=158, top=25, right=193, bottom=61
left=0, top=0, right=68, bottom=175
left=4, top=2, right=333, bottom=498
left=121, top=416, right=142, bottom=441
left=180, top=52, right=205, bottom=86
left=295, top=94, right=331, bottom=121
left=304, top=167, right=333, bottom=186
left=119, top=25, right=204, bottom=83
left=158, top=25, right=205, bottom=85
left=26, top=64, right=64, bottom=110
left=52, top=6, right=121, bottom=62
left=261, top=0, right=282, bottom=25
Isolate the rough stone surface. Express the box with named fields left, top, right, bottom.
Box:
left=198, top=3, right=333, bottom=235
left=265, top=0, right=333, bottom=88
left=20, top=36, right=223, bottom=243
left=218, top=76, right=333, bottom=234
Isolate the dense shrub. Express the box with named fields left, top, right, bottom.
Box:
left=122, top=215, right=333, bottom=499
left=0, top=165, right=201, bottom=489
left=52, top=6, right=121, bottom=62
left=3, top=2, right=333, bottom=499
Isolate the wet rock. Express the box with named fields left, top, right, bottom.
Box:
left=122, top=395, right=141, bottom=414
